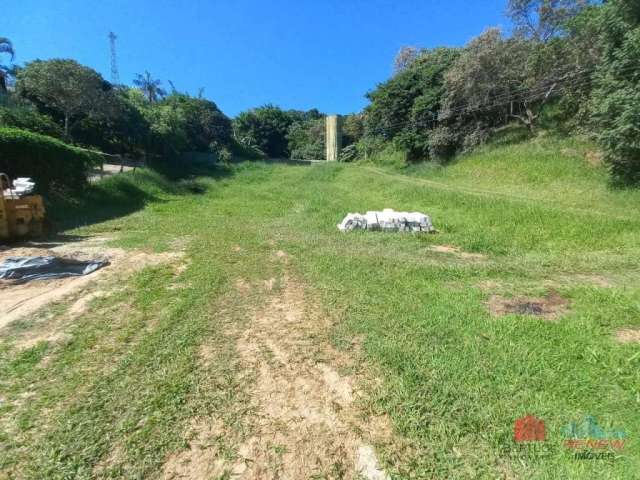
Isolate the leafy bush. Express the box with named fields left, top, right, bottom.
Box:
left=339, top=144, right=358, bottom=162
left=234, top=105, right=296, bottom=158
left=0, top=127, right=100, bottom=194
left=590, top=0, right=640, bottom=184
left=342, top=114, right=365, bottom=147
left=0, top=105, right=63, bottom=139
left=233, top=105, right=322, bottom=158
left=287, top=118, right=325, bottom=160
left=427, top=126, right=459, bottom=160
left=228, top=137, right=265, bottom=160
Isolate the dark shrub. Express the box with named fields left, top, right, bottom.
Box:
left=0, top=106, right=64, bottom=139
left=0, top=127, right=101, bottom=194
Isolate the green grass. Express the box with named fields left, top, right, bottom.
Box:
left=1, top=135, right=639, bottom=479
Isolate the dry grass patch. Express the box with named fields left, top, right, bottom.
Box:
left=428, top=245, right=486, bottom=261
left=614, top=328, right=640, bottom=344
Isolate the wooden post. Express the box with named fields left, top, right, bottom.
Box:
left=325, top=115, right=342, bottom=162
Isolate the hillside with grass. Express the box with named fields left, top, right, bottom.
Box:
left=2, top=2, right=640, bottom=478
left=1, top=134, right=638, bottom=479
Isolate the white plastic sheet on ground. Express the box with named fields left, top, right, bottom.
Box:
left=337, top=208, right=435, bottom=233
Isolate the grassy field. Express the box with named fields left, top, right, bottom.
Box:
left=1, top=136, right=639, bottom=479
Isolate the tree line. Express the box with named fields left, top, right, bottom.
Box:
left=362, top=0, right=640, bottom=184
left=0, top=53, right=239, bottom=165
left=1, top=0, right=639, bottom=185
left=231, top=0, right=640, bottom=185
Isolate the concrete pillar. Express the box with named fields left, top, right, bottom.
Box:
left=325, top=115, right=342, bottom=162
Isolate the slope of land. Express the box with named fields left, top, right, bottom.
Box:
left=1, top=136, right=639, bottom=479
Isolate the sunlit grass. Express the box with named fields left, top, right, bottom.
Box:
left=1, top=135, right=639, bottom=478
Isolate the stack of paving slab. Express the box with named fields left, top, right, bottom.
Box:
left=337, top=208, right=435, bottom=233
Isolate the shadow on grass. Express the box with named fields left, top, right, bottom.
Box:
left=0, top=233, right=89, bottom=250
left=47, top=163, right=233, bottom=232
left=250, top=157, right=326, bottom=166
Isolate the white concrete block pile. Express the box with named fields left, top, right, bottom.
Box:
left=4, top=177, right=36, bottom=199
left=337, top=208, right=435, bottom=233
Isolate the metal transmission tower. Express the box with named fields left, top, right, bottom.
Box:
left=108, top=32, right=120, bottom=85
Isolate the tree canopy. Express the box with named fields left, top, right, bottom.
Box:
left=364, top=47, right=459, bottom=160
left=233, top=105, right=322, bottom=158
left=16, top=59, right=111, bottom=138
left=507, top=0, right=592, bottom=40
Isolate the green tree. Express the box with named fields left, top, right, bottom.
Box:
left=134, top=71, right=167, bottom=103
left=16, top=59, right=111, bottom=138
left=393, top=46, right=420, bottom=73
left=365, top=47, right=459, bottom=160
left=0, top=37, right=15, bottom=94
left=70, top=87, right=150, bottom=155
left=553, top=3, right=609, bottom=127
left=234, top=105, right=314, bottom=158
left=507, top=0, right=592, bottom=41
left=342, top=113, right=365, bottom=147
left=162, top=93, right=232, bottom=151
left=438, top=27, right=569, bottom=155
left=589, top=0, right=640, bottom=184
left=287, top=117, right=325, bottom=160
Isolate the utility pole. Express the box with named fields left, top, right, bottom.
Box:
left=108, top=32, right=120, bottom=85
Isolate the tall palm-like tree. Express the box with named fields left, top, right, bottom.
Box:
left=133, top=71, right=166, bottom=102
left=0, top=37, right=15, bottom=94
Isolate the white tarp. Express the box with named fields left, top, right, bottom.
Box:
left=337, top=208, right=435, bottom=233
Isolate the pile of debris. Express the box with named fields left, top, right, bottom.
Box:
left=337, top=209, right=435, bottom=233
left=3, top=177, right=36, bottom=199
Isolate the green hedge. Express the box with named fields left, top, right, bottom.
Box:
left=0, top=106, right=64, bottom=139
left=0, top=127, right=102, bottom=194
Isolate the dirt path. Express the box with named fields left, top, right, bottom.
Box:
left=163, top=254, right=394, bottom=479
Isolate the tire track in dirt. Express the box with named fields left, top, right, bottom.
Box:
left=163, top=252, right=394, bottom=479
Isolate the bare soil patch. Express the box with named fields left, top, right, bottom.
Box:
left=161, top=419, right=229, bottom=480
left=68, top=290, right=111, bottom=316
left=428, top=245, right=486, bottom=261
left=614, top=328, right=640, bottom=344
left=163, top=264, right=394, bottom=479
left=477, top=280, right=502, bottom=292
left=585, top=150, right=604, bottom=167
left=488, top=290, right=570, bottom=320
left=0, top=236, right=184, bottom=331
left=274, top=249, right=289, bottom=261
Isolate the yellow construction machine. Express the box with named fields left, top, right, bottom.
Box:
left=0, top=173, right=46, bottom=240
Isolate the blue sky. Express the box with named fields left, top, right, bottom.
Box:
left=7, top=0, right=509, bottom=117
